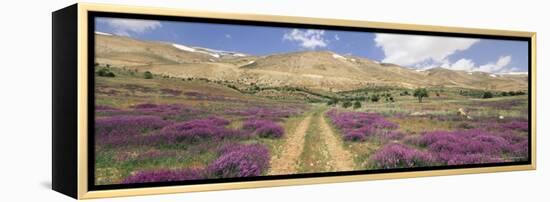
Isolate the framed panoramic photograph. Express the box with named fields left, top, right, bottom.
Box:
left=52, top=3, right=536, bottom=199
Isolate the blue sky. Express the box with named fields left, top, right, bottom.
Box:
left=96, top=17, right=528, bottom=73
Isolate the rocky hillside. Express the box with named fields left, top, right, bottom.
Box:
left=95, top=33, right=528, bottom=91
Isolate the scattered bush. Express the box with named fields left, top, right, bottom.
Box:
left=370, top=94, right=380, bottom=102
left=353, top=101, right=362, bottom=109
left=482, top=91, right=493, bottom=99
left=342, top=101, right=352, bottom=108
left=144, top=71, right=153, bottom=79
left=96, top=67, right=115, bottom=77
left=327, top=98, right=339, bottom=106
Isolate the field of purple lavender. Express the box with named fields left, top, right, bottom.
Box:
left=94, top=67, right=529, bottom=185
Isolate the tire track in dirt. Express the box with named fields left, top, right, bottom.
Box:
left=268, top=115, right=313, bottom=175
left=319, top=110, right=355, bottom=171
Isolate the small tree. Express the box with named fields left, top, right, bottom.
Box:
left=353, top=101, right=362, bottom=109
left=482, top=91, right=493, bottom=99
left=413, top=88, right=429, bottom=103
left=516, top=91, right=526, bottom=95
left=327, top=98, right=339, bottom=106
left=370, top=94, right=380, bottom=102
left=96, top=67, right=115, bottom=77
left=144, top=71, right=153, bottom=79
left=342, top=101, right=352, bottom=108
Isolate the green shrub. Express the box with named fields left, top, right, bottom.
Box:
left=327, top=98, right=339, bottom=106
left=144, top=71, right=153, bottom=79
left=482, top=91, right=493, bottom=99
left=96, top=67, right=115, bottom=77
left=353, top=101, right=361, bottom=109
left=342, top=101, right=352, bottom=108
left=370, top=94, right=380, bottom=102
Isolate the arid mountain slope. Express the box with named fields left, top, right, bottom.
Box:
left=95, top=34, right=528, bottom=91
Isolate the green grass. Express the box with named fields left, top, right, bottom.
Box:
left=297, top=109, right=331, bottom=173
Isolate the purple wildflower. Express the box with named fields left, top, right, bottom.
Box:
left=242, top=119, right=284, bottom=138
left=327, top=110, right=400, bottom=142
left=370, top=143, right=435, bottom=169
left=121, top=168, right=204, bottom=184
left=414, top=129, right=526, bottom=164
left=207, top=144, right=270, bottom=178
left=95, top=115, right=169, bottom=146
left=381, top=131, right=405, bottom=140
left=501, top=120, right=529, bottom=132
left=114, top=150, right=177, bottom=162
left=131, top=103, right=202, bottom=118
left=154, top=117, right=241, bottom=144
left=343, top=130, right=367, bottom=141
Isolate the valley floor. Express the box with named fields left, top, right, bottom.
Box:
left=93, top=70, right=529, bottom=185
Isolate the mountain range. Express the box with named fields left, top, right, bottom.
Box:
left=95, top=33, right=528, bottom=91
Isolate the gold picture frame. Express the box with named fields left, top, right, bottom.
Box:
left=52, top=3, right=536, bottom=199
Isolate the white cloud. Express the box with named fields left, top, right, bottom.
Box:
left=441, top=58, right=476, bottom=71
left=334, top=34, right=340, bottom=41
left=283, top=29, right=327, bottom=49
left=374, top=33, right=479, bottom=67
left=99, top=17, right=161, bottom=36
left=479, top=56, right=512, bottom=72
left=225, top=34, right=232, bottom=39
left=438, top=55, right=514, bottom=73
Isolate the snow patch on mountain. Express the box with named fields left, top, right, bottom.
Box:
left=172, top=44, right=196, bottom=52
left=332, top=54, right=346, bottom=60
left=172, top=43, right=248, bottom=58
left=193, top=47, right=246, bottom=58
left=95, top=31, right=113, bottom=36
left=497, top=72, right=528, bottom=75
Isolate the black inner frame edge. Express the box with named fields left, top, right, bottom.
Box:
left=87, top=11, right=533, bottom=191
